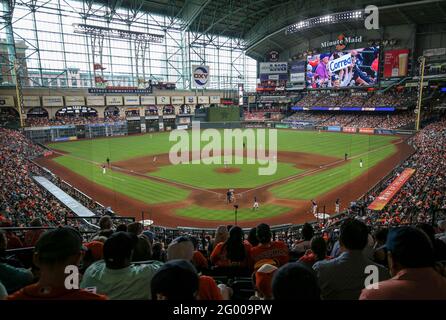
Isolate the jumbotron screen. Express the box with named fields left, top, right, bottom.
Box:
left=306, top=47, right=380, bottom=89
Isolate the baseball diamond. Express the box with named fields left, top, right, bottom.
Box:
left=35, top=129, right=412, bottom=228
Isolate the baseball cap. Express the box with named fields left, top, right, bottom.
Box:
left=380, top=226, right=434, bottom=268
left=320, top=53, right=330, bottom=60
left=151, top=259, right=199, bottom=300
left=35, top=226, right=86, bottom=263
left=103, top=231, right=138, bottom=265
left=255, top=263, right=278, bottom=298
left=84, top=241, right=104, bottom=261
left=167, top=236, right=194, bottom=261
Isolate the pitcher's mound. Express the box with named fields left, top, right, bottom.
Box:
left=215, top=167, right=241, bottom=174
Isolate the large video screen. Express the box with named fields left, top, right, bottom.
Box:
left=306, top=47, right=380, bottom=89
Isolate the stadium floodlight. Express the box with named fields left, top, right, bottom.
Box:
left=72, top=23, right=164, bottom=43
left=286, top=9, right=366, bottom=34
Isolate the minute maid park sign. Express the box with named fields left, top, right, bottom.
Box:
left=321, top=34, right=363, bottom=49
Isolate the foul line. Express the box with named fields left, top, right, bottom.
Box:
left=46, top=137, right=404, bottom=199
left=46, top=149, right=222, bottom=196
left=238, top=138, right=405, bottom=196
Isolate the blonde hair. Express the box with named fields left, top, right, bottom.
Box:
left=214, top=225, right=229, bottom=245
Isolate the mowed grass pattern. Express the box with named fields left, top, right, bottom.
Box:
left=175, top=204, right=290, bottom=221
left=149, top=157, right=303, bottom=189
left=47, top=131, right=399, bottom=218
left=48, top=132, right=175, bottom=162
left=53, top=156, right=189, bottom=204
left=48, top=130, right=397, bottom=163
left=276, top=130, right=397, bottom=157
left=270, top=144, right=397, bottom=200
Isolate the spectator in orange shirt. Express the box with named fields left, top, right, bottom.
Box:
left=190, top=237, right=208, bottom=271
left=8, top=227, right=106, bottom=300
left=210, top=226, right=252, bottom=269
left=208, top=225, right=229, bottom=253
left=250, top=223, right=289, bottom=269
left=299, top=236, right=332, bottom=267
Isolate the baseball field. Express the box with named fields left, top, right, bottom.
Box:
left=36, top=129, right=414, bottom=227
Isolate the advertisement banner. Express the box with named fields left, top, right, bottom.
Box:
left=185, top=96, right=197, bottom=105
left=23, top=96, right=41, bottom=107
left=87, top=96, right=105, bottom=106
left=375, top=129, right=394, bottom=135
left=0, top=96, right=15, bottom=107
left=88, top=87, right=152, bottom=94
left=368, top=168, right=416, bottom=211
left=198, top=96, right=210, bottom=104
left=423, top=47, right=446, bottom=57
left=42, top=96, right=64, bottom=107
left=327, top=126, right=341, bottom=132
left=260, top=73, right=288, bottom=81
left=106, top=96, right=123, bottom=106
left=65, top=96, right=85, bottom=106
left=209, top=96, right=221, bottom=104
left=178, top=117, right=190, bottom=124
left=140, top=96, right=156, bottom=105
left=171, top=96, right=184, bottom=105
left=192, top=65, right=210, bottom=88
left=384, top=49, right=409, bottom=78
left=290, top=61, right=306, bottom=74
left=124, top=96, right=140, bottom=105
left=290, top=73, right=305, bottom=83
left=343, top=127, right=357, bottom=133
left=259, top=62, right=288, bottom=74
left=359, top=128, right=374, bottom=134
left=156, top=96, right=170, bottom=105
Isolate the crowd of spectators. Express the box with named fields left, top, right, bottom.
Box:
left=361, top=118, right=446, bottom=227
left=0, top=128, right=74, bottom=229
left=1, top=117, right=446, bottom=300
left=295, top=90, right=417, bottom=108
left=1, top=216, right=445, bottom=300
left=25, top=115, right=125, bottom=127
left=283, top=111, right=414, bottom=129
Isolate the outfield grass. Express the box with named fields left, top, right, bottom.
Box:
left=175, top=204, right=291, bottom=221
left=276, top=130, right=397, bottom=158
left=48, top=129, right=397, bottom=162
left=47, top=130, right=399, bottom=220
left=149, top=156, right=303, bottom=189
left=53, top=156, right=189, bottom=204
left=270, top=144, right=397, bottom=200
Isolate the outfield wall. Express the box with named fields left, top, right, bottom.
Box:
left=23, top=117, right=415, bottom=143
